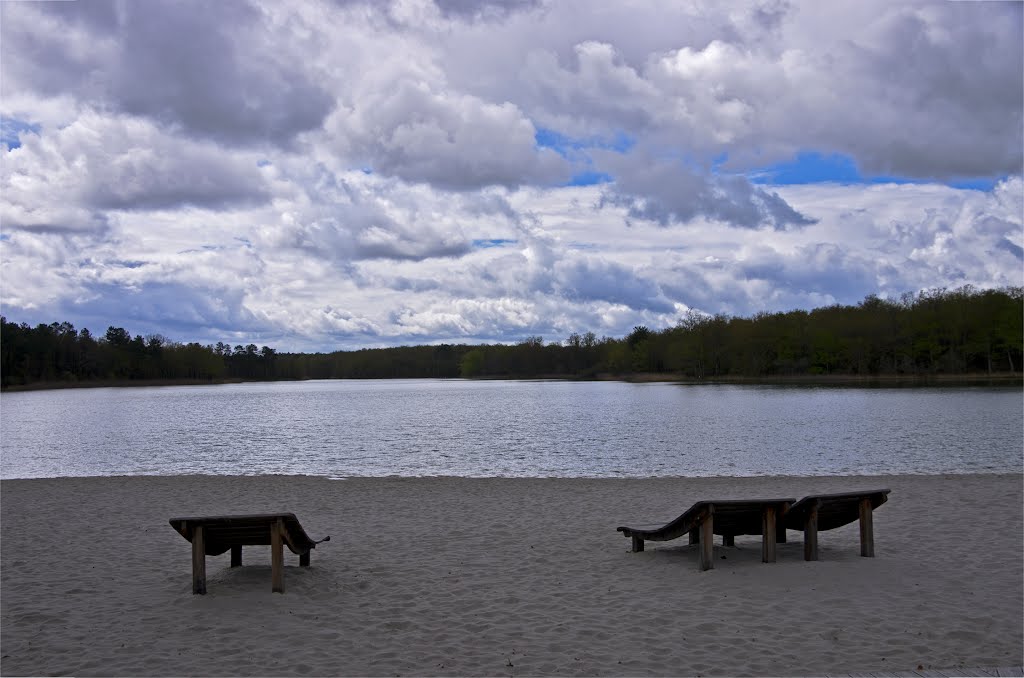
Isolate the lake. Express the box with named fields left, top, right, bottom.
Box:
left=0, top=380, right=1020, bottom=479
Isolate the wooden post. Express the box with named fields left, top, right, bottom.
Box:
left=859, top=497, right=875, bottom=557
left=777, top=504, right=788, bottom=544
left=300, top=551, right=310, bottom=567
left=630, top=534, right=644, bottom=553
left=761, top=506, right=777, bottom=563
left=231, top=545, right=242, bottom=567
left=803, top=502, right=819, bottom=561
left=699, top=509, right=714, bottom=571
left=271, top=518, right=285, bottom=593
left=191, top=525, right=207, bottom=595
left=688, top=528, right=699, bottom=545
left=722, top=534, right=735, bottom=547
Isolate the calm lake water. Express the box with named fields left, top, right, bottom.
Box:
left=0, top=380, right=1021, bottom=479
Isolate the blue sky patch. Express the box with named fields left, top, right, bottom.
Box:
left=534, top=127, right=630, bottom=186
left=750, top=151, right=1003, bottom=191
left=750, top=152, right=862, bottom=185
left=472, top=238, right=517, bottom=248
left=535, top=127, right=635, bottom=157
left=568, top=170, right=613, bottom=186
left=1, top=118, right=41, bottom=150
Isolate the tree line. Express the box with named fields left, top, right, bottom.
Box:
left=2, top=285, right=1021, bottom=390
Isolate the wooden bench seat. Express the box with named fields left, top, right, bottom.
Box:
left=617, top=498, right=796, bottom=571
left=783, top=489, right=890, bottom=560
left=169, top=513, right=329, bottom=594
left=617, top=490, right=892, bottom=569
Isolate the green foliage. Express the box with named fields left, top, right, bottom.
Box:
left=2, top=286, right=1022, bottom=388
left=459, top=349, right=485, bottom=378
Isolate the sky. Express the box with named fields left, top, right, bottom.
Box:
left=1, top=0, right=1021, bottom=353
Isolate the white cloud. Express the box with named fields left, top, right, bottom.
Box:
left=325, top=82, right=567, bottom=189
left=0, top=0, right=1020, bottom=351
left=1, top=111, right=270, bottom=233
left=1, top=0, right=334, bottom=146
left=4, top=176, right=1020, bottom=350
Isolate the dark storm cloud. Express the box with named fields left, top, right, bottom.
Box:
left=5, top=0, right=333, bottom=146
left=654, top=243, right=884, bottom=318
left=749, top=0, right=790, bottom=32
left=1, top=209, right=110, bottom=236
left=434, top=0, right=542, bottom=22
left=656, top=264, right=727, bottom=315
left=997, top=238, right=1023, bottom=262
left=819, top=3, right=1022, bottom=180
left=46, top=280, right=275, bottom=345
left=601, top=155, right=815, bottom=229
left=555, top=258, right=674, bottom=313
left=738, top=244, right=875, bottom=297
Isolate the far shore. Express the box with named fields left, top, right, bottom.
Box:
left=2, top=371, right=1021, bottom=392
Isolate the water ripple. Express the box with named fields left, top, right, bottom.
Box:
left=1, top=380, right=1021, bottom=479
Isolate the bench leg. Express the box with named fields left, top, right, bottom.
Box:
left=803, top=505, right=819, bottom=561
left=722, top=534, right=735, bottom=547
left=300, top=551, right=311, bottom=567
left=699, top=515, right=714, bottom=571
left=761, top=506, right=777, bottom=563
left=859, top=498, right=875, bottom=557
left=191, top=525, right=207, bottom=595
left=231, top=545, right=242, bottom=567
left=688, top=528, right=699, bottom=545
left=271, top=518, right=285, bottom=593
left=630, top=534, right=644, bottom=552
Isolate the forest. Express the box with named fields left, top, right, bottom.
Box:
left=1, top=286, right=1021, bottom=390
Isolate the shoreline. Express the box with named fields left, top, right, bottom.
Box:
left=2, top=473, right=1024, bottom=483
left=2, top=473, right=1021, bottom=676
left=3, top=371, right=1021, bottom=392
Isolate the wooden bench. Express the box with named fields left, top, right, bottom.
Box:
left=783, top=489, right=890, bottom=560
left=169, top=513, right=330, bottom=594
left=617, top=498, right=796, bottom=571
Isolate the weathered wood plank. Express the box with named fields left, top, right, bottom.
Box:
left=761, top=505, right=777, bottom=563
left=699, top=509, right=714, bottom=571
left=169, top=513, right=329, bottom=594
left=804, top=501, right=819, bottom=561
left=859, top=497, right=875, bottom=557
left=271, top=518, right=284, bottom=593
left=191, top=525, right=206, bottom=595
left=783, top=489, right=889, bottom=561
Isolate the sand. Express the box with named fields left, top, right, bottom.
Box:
left=1, top=473, right=1021, bottom=677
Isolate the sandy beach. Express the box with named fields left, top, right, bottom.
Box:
left=1, top=473, right=1021, bottom=677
